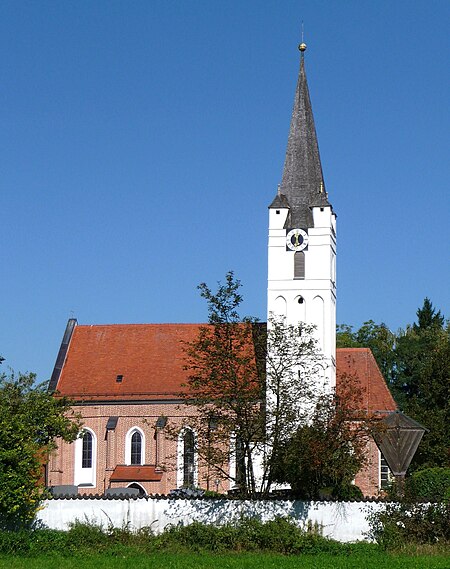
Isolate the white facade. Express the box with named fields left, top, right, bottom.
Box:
left=267, top=203, right=337, bottom=387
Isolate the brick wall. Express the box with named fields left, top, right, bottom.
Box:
left=48, top=401, right=230, bottom=495
left=49, top=401, right=383, bottom=496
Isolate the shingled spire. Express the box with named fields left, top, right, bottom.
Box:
left=279, top=44, right=330, bottom=228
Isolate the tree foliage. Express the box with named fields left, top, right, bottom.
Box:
left=0, top=362, right=81, bottom=528
left=271, top=374, right=375, bottom=499
left=336, top=320, right=396, bottom=383
left=180, top=272, right=265, bottom=495
left=393, top=300, right=450, bottom=470
left=263, top=315, right=328, bottom=492
left=337, top=298, right=450, bottom=472
left=180, top=272, right=373, bottom=498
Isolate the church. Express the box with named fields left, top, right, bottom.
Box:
left=47, top=43, right=396, bottom=497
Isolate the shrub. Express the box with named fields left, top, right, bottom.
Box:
left=65, top=520, right=110, bottom=552
left=155, top=517, right=350, bottom=555
left=405, top=467, right=450, bottom=502
left=367, top=502, right=450, bottom=550
left=332, top=483, right=364, bottom=501
left=0, top=528, right=67, bottom=555
left=0, top=517, right=366, bottom=557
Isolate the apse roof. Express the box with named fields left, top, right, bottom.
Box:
left=336, top=348, right=397, bottom=414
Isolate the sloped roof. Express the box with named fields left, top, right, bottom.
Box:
left=110, top=465, right=163, bottom=482
left=279, top=54, right=330, bottom=228
left=269, top=192, right=291, bottom=209
left=53, top=323, right=396, bottom=413
left=336, top=348, right=397, bottom=413
left=55, top=323, right=201, bottom=401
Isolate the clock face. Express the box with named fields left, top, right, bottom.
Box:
left=286, top=228, right=309, bottom=251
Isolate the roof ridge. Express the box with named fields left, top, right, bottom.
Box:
left=75, top=322, right=209, bottom=328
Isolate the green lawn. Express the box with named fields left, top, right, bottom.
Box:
left=1, top=553, right=449, bottom=569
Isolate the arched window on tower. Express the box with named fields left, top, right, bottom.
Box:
left=294, top=251, right=305, bottom=279
left=130, top=431, right=143, bottom=465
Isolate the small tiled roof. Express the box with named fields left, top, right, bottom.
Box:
left=110, top=465, right=163, bottom=482
left=269, top=192, right=290, bottom=209
left=53, top=323, right=396, bottom=413
left=336, top=348, right=397, bottom=414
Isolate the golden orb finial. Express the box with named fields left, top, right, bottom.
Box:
left=298, top=42, right=307, bottom=52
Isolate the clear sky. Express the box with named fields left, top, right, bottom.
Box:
left=1, top=1, right=449, bottom=382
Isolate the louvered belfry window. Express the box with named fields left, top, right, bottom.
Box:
left=380, top=454, right=392, bottom=489
left=294, top=251, right=305, bottom=279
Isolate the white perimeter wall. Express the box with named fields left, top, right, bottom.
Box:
left=37, top=498, right=384, bottom=543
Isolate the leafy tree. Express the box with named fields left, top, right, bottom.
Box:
left=337, top=298, right=450, bottom=472
left=263, top=315, right=327, bottom=493
left=392, top=300, right=450, bottom=471
left=336, top=320, right=396, bottom=383
left=271, top=373, right=376, bottom=499
left=0, top=362, right=81, bottom=529
left=180, top=273, right=372, bottom=497
left=180, top=272, right=265, bottom=495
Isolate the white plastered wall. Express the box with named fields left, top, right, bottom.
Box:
left=267, top=205, right=336, bottom=388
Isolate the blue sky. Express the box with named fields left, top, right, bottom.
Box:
left=1, top=1, right=449, bottom=381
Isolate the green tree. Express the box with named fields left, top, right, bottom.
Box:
left=181, top=273, right=370, bottom=498
left=263, top=315, right=327, bottom=493
left=337, top=299, right=450, bottom=472
left=336, top=320, right=396, bottom=383
left=180, top=272, right=265, bottom=496
left=0, top=362, right=81, bottom=529
left=392, top=300, right=450, bottom=471
left=413, top=297, right=444, bottom=332
left=271, top=374, right=375, bottom=499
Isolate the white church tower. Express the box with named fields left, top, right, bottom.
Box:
left=267, top=43, right=337, bottom=387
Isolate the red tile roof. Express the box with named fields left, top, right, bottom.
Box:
left=336, top=348, right=397, bottom=413
left=56, top=324, right=201, bottom=401
left=54, top=323, right=397, bottom=412
left=110, top=465, right=163, bottom=482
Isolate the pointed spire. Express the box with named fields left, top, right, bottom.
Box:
left=280, top=44, right=330, bottom=228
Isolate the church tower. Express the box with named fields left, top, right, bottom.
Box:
left=267, top=44, right=336, bottom=386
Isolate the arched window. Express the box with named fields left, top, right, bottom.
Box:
left=235, top=436, right=246, bottom=487
left=127, top=482, right=146, bottom=497
left=229, top=433, right=246, bottom=489
left=125, top=427, right=145, bottom=466
left=82, top=431, right=93, bottom=468
left=130, top=431, right=142, bottom=465
left=274, top=295, right=287, bottom=318
left=294, top=251, right=305, bottom=279
left=177, top=428, right=197, bottom=488
left=312, top=295, right=324, bottom=349
left=74, top=428, right=96, bottom=487
left=183, top=429, right=195, bottom=487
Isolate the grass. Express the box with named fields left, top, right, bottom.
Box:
left=1, top=517, right=449, bottom=568
left=1, top=551, right=450, bottom=569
